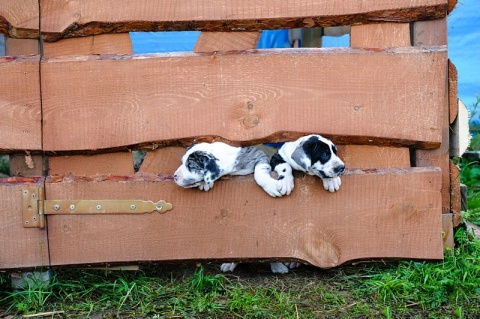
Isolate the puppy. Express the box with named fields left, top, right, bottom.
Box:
left=174, top=142, right=282, bottom=197
left=220, top=261, right=302, bottom=274
left=271, top=134, right=345, bottom=195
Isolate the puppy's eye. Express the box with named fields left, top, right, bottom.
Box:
left=332, top=146, right=337, bottom=154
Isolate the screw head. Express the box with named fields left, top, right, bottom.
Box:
left=155, top=204, right=163, bottom=211
left=96, top=205, right=102, bottom=210
left=53, top=204, right=60, bottom=211
left=69, top=204, right=75, bottom=210
left=130, top=204, right=136, bottom=210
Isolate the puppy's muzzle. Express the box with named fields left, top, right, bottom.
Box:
left=334, top=164, right=345, bottom=175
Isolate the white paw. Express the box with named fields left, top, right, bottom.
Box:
left=276, top=175, right=294, bottom=196
left=270, top=262, right=290, bottom=274
left=322, top=177, right=341, bottom=193
left=275, top=163, right=294, bottom=196
left=199, top=181, right=214, bottom=191
left=220, top=262, right=238, bottom=272
left=260, top=179, right=283, bottom=197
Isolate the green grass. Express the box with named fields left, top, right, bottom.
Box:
left=1, top=224, right=479, bottom=318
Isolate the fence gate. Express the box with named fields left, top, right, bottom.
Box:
left=0, top=0, right=460, bottom=270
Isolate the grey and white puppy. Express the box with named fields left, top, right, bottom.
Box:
left=271, top=134, right=345, bottom=195
left=174, top=142, right=282, bottom=197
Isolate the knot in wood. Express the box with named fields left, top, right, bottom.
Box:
left=243, top=115, right=259, bottom=128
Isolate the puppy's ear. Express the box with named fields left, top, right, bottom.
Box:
left=291, top=142, right=311, bottom=170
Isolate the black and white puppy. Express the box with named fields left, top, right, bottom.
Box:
left=174, top=142, right=282, bottom=197
left=271, top=134, right=345, bottom=195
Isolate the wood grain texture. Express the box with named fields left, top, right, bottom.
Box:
left=412, top=18, right=447, bottom=47
left=9, top=154, right=44, bottom=177
left=350, top=23, right=411, bottom=48
left=194, top=32, right=261, bottom=52
left=41, top=47, right=448, bottom=152
left=46, top=167, right=443, bottom=267
left=5, top=38, right=39, bottom=56
left=0, top=177, right=49, bottom=270
left=450, top=160, right=462, bottom=226
left=48, top=153, right=135, bottom=175
left=43, top=34, right=133, bottom=57
left=37, top=0, right=448, bottom=42
left=0, top=0, right=39, bottom=39
left=0, top=56, right=42, bottom=152
left=337, top=145, right=410, bottom=169
left=448, top=60, right=458, bottom=124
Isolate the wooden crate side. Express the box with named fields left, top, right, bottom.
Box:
left=412, top=18, right=447, bottom=47
left=0, top=56, right=42, bottom=151
left=38, top=0, right=448, bottom=42
left=0, top=0, right=39, bottom=39
left=43, top=34, right=133, bottom=57
left=0, top=178, right=49, bottom=269
left=337, top=145, right=410, bottom=169
left=46, top=167, right=443, bottom=267
left=41, top=48, right=447, bottom=152
left=5, top=38, right=39, bottom=55
left=48, top=153, right=135, bottom=175
left=194, top=32, right=261, bottom=52
left=350, top=23, right=411, bottom=48
left=9, top=154, right=44, bottom=177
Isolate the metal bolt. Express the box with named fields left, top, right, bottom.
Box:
left=156, top=204, right=163, bottom=211
left=53, top=204, right=60, bottom=211
left=354, top=105, right=360, bottom=111
left=96, top=205, right=102, bottom=210
left=69, top=204, right=75, bottom=210
left=130, top=204, right=136, bottom=210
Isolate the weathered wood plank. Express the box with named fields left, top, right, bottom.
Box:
left=0, top=0, right=458, bottom=41
left=350, top=23, right=411, bottom=48
left=46, top=167, right=443, bottom=267
left=194, top=32, right=260, bottom=52
left=337, top=145, right=410, bottom=168
left=41, top=47, right=447, bottom=152
left=9, top=153, right=44, bottom=177
left=5, top=38, right=39, bottom=56
left=43, top=34, right=133, bottom=57
left=0, top=0, right=39, bottom=39
left=412, top=18, right=447, bottom=47
left=48, top=153, right=135, bottom=175
left=0, top=177, right=49, bottom=269
left=0, top=56, right=42, bottom=152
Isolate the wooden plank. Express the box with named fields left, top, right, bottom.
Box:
left=0, top=0, right=39, bottom=39
left=41, top=47, right=448, bottom=152
left=449, top=60, right=458, bottom=124
left=0, top=177, right=49, bottom=269
left=5, top=38, right=39, bottom=56
left=0, top=56, right=42, bottom=152
left=450, top=160, right=462, bottom=226
left=412, top=18, right=447, bottom=47
left=350, top=23, right=411, bottom=48
left=138, top=147, right=184, bottom=174
left=337, top=145, right=410, bottom=168
left=442, top=213, right=454, bottom=250
left=46, top=167, right=443, bottom=267
left=37, top=0, right=448, bottom=42
left=9, top=153, right=44, bottom=176
left=194, top=32, right=260, bottom=52
left=43, top=33, right=133, bottom=57
left=48, top=153, right=135, bottom=175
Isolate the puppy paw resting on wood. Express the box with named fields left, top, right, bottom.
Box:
left=174, top=142, right=283, bottom=197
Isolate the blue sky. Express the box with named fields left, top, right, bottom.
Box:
left=448, top=0, right=480, bottom=118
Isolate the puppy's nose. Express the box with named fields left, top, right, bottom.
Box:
left=173, top=174, right=178, bottom=181
left=334, top=165, right=345, bottom=175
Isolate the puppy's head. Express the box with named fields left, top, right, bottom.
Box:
left=291, top=135, right=345, bottom=178
left=174, top=145, right=221, bottom=188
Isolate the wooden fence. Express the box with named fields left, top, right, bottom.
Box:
left=0, top=0, right=460, bottom=270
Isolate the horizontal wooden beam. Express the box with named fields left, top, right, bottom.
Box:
left=41, top=47, right=447, bottom=152
left=0, top=56, right=42, bottom=152
left=45, top=167, right=443, bottom=267
left=1, top=1, right=450, bottom=41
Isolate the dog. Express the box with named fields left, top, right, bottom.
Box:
left=271, top=134, right=345, bottom=195
left=173, top=142, right=283, bottom=197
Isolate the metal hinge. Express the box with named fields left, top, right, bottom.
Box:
left=22, top=187, right=173, bottom=228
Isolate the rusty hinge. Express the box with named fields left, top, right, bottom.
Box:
left=22, top=187, right=173, bottom=228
